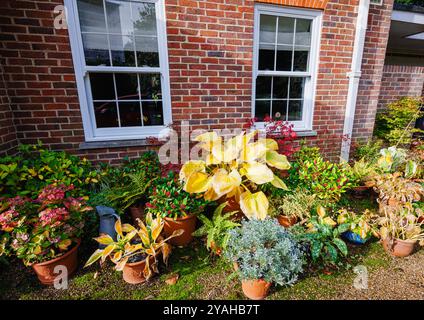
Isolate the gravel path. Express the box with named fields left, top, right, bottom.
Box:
left=336, top=249, right=424, bottom=300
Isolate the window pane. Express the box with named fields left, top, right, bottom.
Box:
left=82, top=33, right=110, bottom=66
left=90, top=73, right=115, bottom=100
left=132, top=2, right=157, bottom=36
left=139, top=74, right=161, bottom=100
left=272, top=77, right=289, bottom=99
left=258, top=46, right=275, bottom=71
left=110, top=35, right=136, bottom=66
left=288, top=100, right=303, bottom=121
left=277, top=17, right=294, bottom=45
left=135, top=36, right=159, bottom=67
left=276, top=45, right=292, bottom=71
left=255, top=100, right=271, bottom=121
left=77, top=0, right=106, bottom=33
left=293, top=48, right=309, bottom=71
left=94, top=102, right=119, bottom=128
left=289, top=77, right=304, bottom=99
left=255, top=76, right=272, bottom=99
left=115, top=73, right=139, bottom=100
left=105, top=0, right=132, bottom=34
left=143, top=101, right=164, bottom=126
left=259, top=15, right=276, bottom=44
left=119, top=101, right=142, bottom=127
left=271, top=100, right=287, bottom=121
left=295, top=19, right=311, bottom=46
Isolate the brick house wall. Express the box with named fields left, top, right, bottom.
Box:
left=0, top=0, right=393, bottom=163
left=351, top=0, right=394, bottom=143
left=377, top=64, right=424, bottom=112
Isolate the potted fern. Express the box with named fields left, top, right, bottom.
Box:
left=193, top=202, right=240, bottom=255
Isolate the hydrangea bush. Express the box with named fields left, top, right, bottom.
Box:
left=225, top=219, right=304, bottom=286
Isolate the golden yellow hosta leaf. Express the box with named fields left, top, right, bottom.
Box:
left=211, top=169, right=241, bottom=197
left=264, top=138, right=279, bottom=151
left=239, top=190, right=269, bottom=220
left=204, top=186, right=221, bottom=201
left=266, top=151, right=291, bottom=170
left=94, top=234, right=115, bottom=245
left=205, top=153, right=220, bottom=165
left=179, top=160, right=206, bottom=181
left=240, top=142, right=267, bottom=162
left=270, top=175, right=288, bottom=190
left=194, top=131, right=220, bottom=142
left=115, top=219, right=123, bottom=238
left=243, top=162, right=274, bottom=185
left=317, top=206, right=326, bottom=218
left=184, top=171, right=211, bottom=194
left=323, top=217, right=336, bottom=226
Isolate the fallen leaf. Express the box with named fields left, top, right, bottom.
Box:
left=165, top=273, right=179, bottom=285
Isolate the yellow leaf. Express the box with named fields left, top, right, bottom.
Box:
left=323, top=217, right=336, bottom=226
left=264, top=138, right=279, bottom=151
left=93, top=234, right=114, bottom=245
left=240, top=142, right=267, bottom=162
left=266, top=151, right=291, bottom=170
left=101, top=244, right=116, bottom=263
left=58, top=239, right=72, bottom=251
left=114, top=256, right=129, bottom=271
left=317, top=206, right=326, bottom=218
left=179, top=160, right=206, bottom=181
left=184, top=171, right=211, bottom=194
left=115, top=219, right=123, bottom=238
left=239, top=190, right=269, bottom=220
left=243, top=162, right=274, bottom=185
left=211, top=169, right=241, bottom=197
left=270, top=175, right=288, bottom=190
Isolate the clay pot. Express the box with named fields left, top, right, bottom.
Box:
left=32, top=239, right=80, bottom=285
left=382, top=237, right=417, bottom=257
left=351, top=186, right=370, bottom=199
left=122, top=255, right=155, bottom=284
left=277, top=215, right=297, bottom=228
left=129, top=205, right=144, bottom=225
left=218, top=197, right=244, bottom=221
left=241, top=279, right=271, bottom=300
left=164, top=215, right=197, bottom=246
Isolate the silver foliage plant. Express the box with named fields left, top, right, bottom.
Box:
left=225, top=218, right=305, bottom=286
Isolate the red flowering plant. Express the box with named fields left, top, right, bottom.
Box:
left=246, top=117, right=298, bottom=157
left=0, top=184, right=92, bottom=266
left=145, top=171, right=210, bottom=220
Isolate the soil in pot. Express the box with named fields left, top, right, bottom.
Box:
left=241, top=279, right=271, bottom=300
left=129, top=205, right=144, bottom=225
left=382, top=237, right=417, bottom=257
left=164, top=215, right=197, bottom=246
left=32, top=239, right=81, bottom=285
left=277, top=215, right=297, bottom=228
left=123, top=254, right=155, bottom=284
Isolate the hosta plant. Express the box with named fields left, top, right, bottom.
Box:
left=371, top=172, right=423, bottom=206
left=294, top=207, right=350, bottom=267
left=179, top=130, right=291, bottom=220
left=376, top=146, right=407, bottom=173
left=225, top=218, right=304, bottom=286
left=350, top=158, right=377, bottom=186
left=337, top=209, right=379, bottom=240
left=376, top=203, right=424, bottom=244
left=298, top=157, right=355, bottom=202
left=85, top=213, right=183, bottom=280
left=0, top=184, right=91, bottom=265
left=193, top=202, right=240, bottom=255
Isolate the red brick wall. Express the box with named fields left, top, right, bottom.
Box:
left=352, top=0, right=394, bottom=143
left=377, top=64, right=424, bottom=112
left=0, top=0, right=393, bottom=163
left=0, top=55, right=18, bottom=156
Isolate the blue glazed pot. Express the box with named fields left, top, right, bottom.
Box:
left=342, top=231, right=369, bottom=245
left=96, top=206, right=120, bottom=248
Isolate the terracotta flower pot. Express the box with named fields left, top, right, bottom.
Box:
left=351, top=186, right=370, bottom=199
left=382, top=237, right=417, bottom=257
left=241, top=279, right=271, bottom=300
left=129, top=205, right=144, bottom=225
left=122, top=255, right=155, bottom=284
left=164, top=215, right=197, bottom=246
left=32, top=239, right=80, bottom=285
left=277, top=215, right=297, bottom=228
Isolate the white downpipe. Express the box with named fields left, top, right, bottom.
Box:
left=340, top=0, right=371, bottom=161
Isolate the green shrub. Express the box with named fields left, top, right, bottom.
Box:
left=374, top=97, right=423, bottom=146
left=225, top=219, right=304, bottom=285
left=297, top=157, right=355, bottom=203
left=352, top=139, right=383, bottom=163
left=0, top=143, right=99, bottom=198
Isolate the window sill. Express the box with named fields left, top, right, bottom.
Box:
left=295, top=130, right=317, bottom=137
left=79, top=138, right=163, bottom=150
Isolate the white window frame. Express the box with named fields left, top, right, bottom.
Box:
left=252, top=4, right=322, bottom=132
left=64, top=0, right=172, bottom=142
